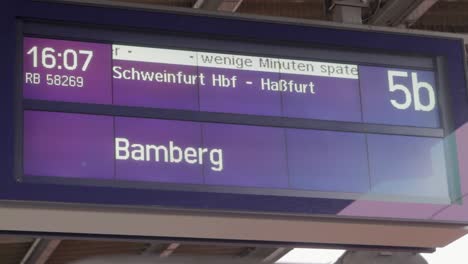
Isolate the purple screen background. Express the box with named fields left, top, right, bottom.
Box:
left=24, top=111, right=451, bottom=203
left=360, top=66, right=440, bottom=127
left=23, top=37, right=440, bottom=128
left=23, top=37, right=112, bottom=104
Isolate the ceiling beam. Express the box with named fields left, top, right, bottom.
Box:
left=20, top=238, right=42, bottom=264
left=262, top=248, right=291, bottom=263
left=23, top=239, right=61, bottom=264
left=0, top=236, right=35, bottom=244
left=403, top=0, right=439, bottom=26
left=193, top=0, right=243, bottom=12
left=141, top=242, right=165, bottom=255
left=368, top=0, right=439, bottom=27
left=160, top=243, right=180, bottom=258
left=218, top=0, right=244, bottom=12
left=193, top=0, right=224, bottom=10
left=237, top=247, right=291, bottom=263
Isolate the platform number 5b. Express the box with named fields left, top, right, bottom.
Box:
left=387, top=70, right=436, bottom=112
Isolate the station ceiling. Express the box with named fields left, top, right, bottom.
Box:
left=107, top=0, right=468, bottom=33
left=0, top=236, right=289, bottom=264
left=2, top=0, right=467, bottom=263
left=413, top=0, right=468, bottom=32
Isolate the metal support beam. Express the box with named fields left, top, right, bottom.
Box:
left=141, top=242, right=165, bottom=255
left=368, top=0, right=439, bottom=27
left=23, top=239, right=61, bottom=264
left=329, top=0, right=369, bottom=24
left=402, top=0, right=439, bottom=27
left=20, top=238, right=41, bottom=264
left=237, top=247, right=291, bottom=263
left=193, top=0, right=243, bottom=12
left=262, top=248, right=291, bottom=263
left=193, top=0, right=223, bottom=10
left=160, top=243, right=180, bottom=258
left=0, top=236, right=35, bottom=244
left=218, top=0, right=244, bottom=12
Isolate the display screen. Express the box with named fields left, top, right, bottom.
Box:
left=23, top=110, right=450, bottom=202
left=21, top=36, right=457, bottom=210
left=23, top=37, right=440, bottom=127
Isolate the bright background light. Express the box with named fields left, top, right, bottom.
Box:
left=276, top=248, right=345, bottom=264
left=275, top=234, right=468, bottom=264
left=422, top=234, right=468, bottom=264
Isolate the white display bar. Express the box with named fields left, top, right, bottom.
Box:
left=113, top=44, right=359, bottom=79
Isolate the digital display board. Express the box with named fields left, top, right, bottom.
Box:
left=23, top=109, right=451, bottom=202
left=19, top=34, right=462, bottom=219
left=23, top=37, right=440, bottom=127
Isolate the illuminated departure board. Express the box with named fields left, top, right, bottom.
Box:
left=0, top=0, right=464, bottom=226
left=23, top=37, right=440, bottom=127
left=21, top=36, right=455, bottom=207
